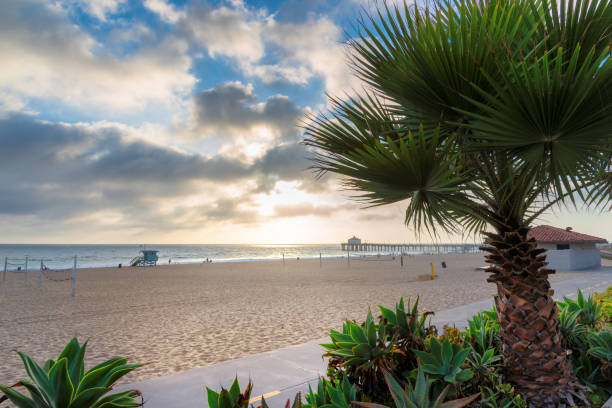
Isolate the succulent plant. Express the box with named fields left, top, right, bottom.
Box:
left=322, top=310, right=392, bottom=399
left=0, top=337, right=142, bottom=408
left=304, top=376, right=358, bottom=408
left=206, top=377, right=252, bottom=408
left=352, top=367, right=479, bottom=408
left=463, top=312, right=499, bottom=355
left=558, top=289, right=604, bottom=328
left=587, top=330, right=612, bottom=364
left=557, top=307, right=587, bottom=351
left=259, top=392, right=303, bottom=408
left=413, top=338, right=472, bottom=385
left=465, top=348, right=501, bottom=388
left=379, top=298, right=433, bottom=344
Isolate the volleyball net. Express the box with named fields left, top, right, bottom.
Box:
left=2, top=256, right=77, bottom=296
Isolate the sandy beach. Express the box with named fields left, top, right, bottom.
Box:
left=0, top=253, right=593, bottom=385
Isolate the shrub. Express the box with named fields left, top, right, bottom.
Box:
left=0, top=337, right=142, bottom=408
left=413, top=338, right=472, bottom=385
left=322, top=310, right=393, bottom=399
left=594, top=286, right=612, bottom=324
left=558, top=289, right=604, bottom=328
left=353, top=367, right=479, bottom=408
left=304, top=376, right=359, bottom=408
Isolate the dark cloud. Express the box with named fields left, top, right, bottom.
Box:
left=0, top=113, right=320, bottom=227
left=255, top=142, right=311, bottom=179
left=192, top=82, right=303, bottom=141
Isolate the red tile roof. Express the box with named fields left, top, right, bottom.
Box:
left=528, top=225, right=607, bottom=243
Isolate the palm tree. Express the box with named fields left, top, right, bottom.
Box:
left=304, top=0, right=611, bottom=406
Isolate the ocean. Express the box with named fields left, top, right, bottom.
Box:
left=0, top=243, right=481, bottom=270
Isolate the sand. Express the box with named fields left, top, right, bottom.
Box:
left=0, top=253, right=592, bottom=386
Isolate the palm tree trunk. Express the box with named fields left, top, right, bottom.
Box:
left=481, top=227, right=588, bottom=407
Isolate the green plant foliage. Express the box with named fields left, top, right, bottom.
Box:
left=322, top=310, right=393, bottom=399
left=304, top=376, right=358, bottom=408
left=594, top=286, right=612, bottom=324
left=379, top=298, right=435, bottom=379
left=558, top=306, right=588, bottom=351
left=588, top=331, right=612, bottom=365
left=259, top=393, right=303, bottom=408
left=558, top=289, right=604, bottom=329
left=206, top=377, right=252, bottom=408
left=572, top=348, right=612, bottom=396
left=352, top=367, right=480, bottom=408
left=379, top=298, right=433, bottom=345
left=479, top=384, right=527, bottom=408
left=463, top=312, right=499, bottom=355
left=413, top=338, right=472, bottom=385
left=0, top=337, right=141, bottom=408
left=465, top=348, right=501, bottom=388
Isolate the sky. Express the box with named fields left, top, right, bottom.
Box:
left=0, top=0, right=610, bottom=244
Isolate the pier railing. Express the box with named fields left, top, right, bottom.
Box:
left=341, top=243, right=482, bottom=254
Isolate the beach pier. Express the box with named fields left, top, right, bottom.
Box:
left=341, top=239, right=480, bottom=254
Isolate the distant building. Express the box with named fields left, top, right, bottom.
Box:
left=528, top=225, right=607, bottom=271
left=347, top=236, right=362, bottom=245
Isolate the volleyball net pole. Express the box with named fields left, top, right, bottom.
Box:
left=72, top=255, right=77, bottom=297
left=24, top=255, right=28, bottom=287
left=38, top=259, right=43, bottom=289
left=2, top=256, right=6, bottom=281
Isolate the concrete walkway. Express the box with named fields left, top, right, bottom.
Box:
left=117, top=269, right=612, bottom=408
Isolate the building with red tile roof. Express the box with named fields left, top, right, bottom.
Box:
left=528, top=225, right=607, bottom=244
left=529, top=225, right=607, bottom=271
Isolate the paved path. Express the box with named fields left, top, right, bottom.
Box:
left=117, top=269, right=612, bottom=408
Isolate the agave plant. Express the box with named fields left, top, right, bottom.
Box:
left=558, top=289, right=604, bottom=328
left=463, top=312, right=499, bottom=355
left=413, top=338, right=472, bottom=385
left=304, top=376, right=358, bottom=408
left=303, top=0, right=612, bottom=405
left=260, top=394, right=303, bottom=408
left=206, top=377, right=252, bottom=408
left=352, top=367, right=479, bottom=408
left=379, top=298, right=435, bottom=379
left=557, top=306, right=587, bottom=351
left=0, top=337, right=142, bottom=408
left=587, top=331, right=612, bottom=366
left=322, top=310, right=392, bottom=398
left=379, top=298, right=434, bottom=344
left=465, top=348, right=501, bottom=388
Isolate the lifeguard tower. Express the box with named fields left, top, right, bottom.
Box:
left=130, top=249, right=159, bottom=266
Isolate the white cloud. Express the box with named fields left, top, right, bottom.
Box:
left=183, top=3, right=266, bottom=63
left=144, top=0, right=185, bottom=23
left=68, top=0, right=126, bottom=21
left=0, top=0, right=195, bottom=117
left=180, top=1, right=362, bottom=96
left=263, top=17, right=362, bottom=95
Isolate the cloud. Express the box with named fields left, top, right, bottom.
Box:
left=69, top=0, right=126, bottom=21
left=273, top=203, right=337, bottom=218
left=191, top=82, right=303, bottom=142
left=177, top=1, right=361, bottom=96
left=144, top=0, right=185, bottom=23
left=0, top=112, right=320, bottom=232
left=180, top=2, right=266, bottom=63
left=0, top=0, right=195, bottom=117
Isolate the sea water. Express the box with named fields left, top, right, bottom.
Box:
left=0, top=243, right=481, bottom=269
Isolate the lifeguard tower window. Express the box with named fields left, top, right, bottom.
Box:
left=556, top=244, right=570, bottom=250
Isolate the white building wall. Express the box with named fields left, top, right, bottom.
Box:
left=539, top=243, right=601, bottom=271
